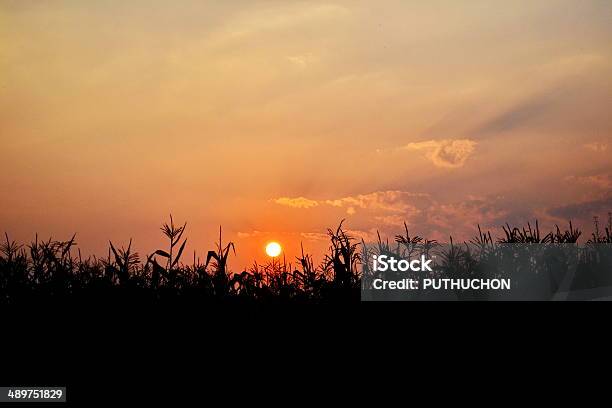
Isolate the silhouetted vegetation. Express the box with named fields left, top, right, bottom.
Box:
left=1, top=213, right=611, bottom=303
left=362, top=214, right=612, bottom=300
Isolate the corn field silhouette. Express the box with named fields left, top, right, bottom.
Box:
left=1, top=213, right=611, bottom=303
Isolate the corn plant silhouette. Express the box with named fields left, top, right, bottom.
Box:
left=395, top=222, right=425, bottom=260
left=106, top=239, right=138, bottom=286
left=144, top=215, right=188, bottom=289
left=205, top=226, right=235, bottom=297
left=157, top=215, right=188, bottom=270
left=323, top=220, right=360, bottom=294
left=588, top=213, right=612, bottom=243
left=1, top=213, right=611, bottom=304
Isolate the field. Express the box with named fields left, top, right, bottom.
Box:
left=1, top=213, right=610, bottom=304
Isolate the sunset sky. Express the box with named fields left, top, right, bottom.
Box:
left=1, top=1, right=611, bottom=268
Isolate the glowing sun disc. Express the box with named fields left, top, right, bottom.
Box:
left=265, top=242, right=282, bottom=257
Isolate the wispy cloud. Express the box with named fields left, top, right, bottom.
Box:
left=584, top=142, right=608, bottom=153
left=374, top=214, right=406, bottom=226
left=474, top=90, right=562, bottom=136
left=324, top=191, right=429, bottom=213
left=206, top=4, right=349, bottom=48
left=401, top=139, right=477, bottom=168
left=275, top=191, right=430, bottom=215
left=565, top=173, right=612, bottom=190
left=548, top=193, right=612, bottom=220
left=286, top=53, right=318, bottom=68
left=272, top=197, right=319, bottom=209
left=237, top=230, right=263, bottom=238
left=299, top=232, right=328, bottom=242
left=273, top=190, right=520, bottom=241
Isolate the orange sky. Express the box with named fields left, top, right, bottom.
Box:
left=1, top=1, right=611, bottom=268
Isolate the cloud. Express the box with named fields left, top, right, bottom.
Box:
left=299, top=232, right=328, bottom=242
left=287, top=53, right=318, bottom=68
left=425, top=198, right=512, bottom=231
left=273, top=191, right=515, bottom=233
left=475, top=91, right=561, bottom=135
left=402, top=139, right=477, bottom=168
left=273, top=190, right=513, bottom=235
left=374, top=214, right=406, bottom=226
left=584, top=142, right=608, bottom=153
left=548, top=193, right=612, bottom=220
left=565, top=174, right=611, bottom=190
left=324, top=191, right=430, bottom=214
left=273, top=196, right=319, bottom=209
left=237, top=230, right=262, bottom=238
left=206, top=4, right=349, bottom=48
left=271, top=190, right=553, bottom=243
left=275, top=190, right=429, bottom=215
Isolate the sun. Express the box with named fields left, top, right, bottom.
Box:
left=265, top=242, right=282, bottom=257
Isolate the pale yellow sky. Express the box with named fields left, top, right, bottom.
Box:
left=1, top=1, right=611, bottom=267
